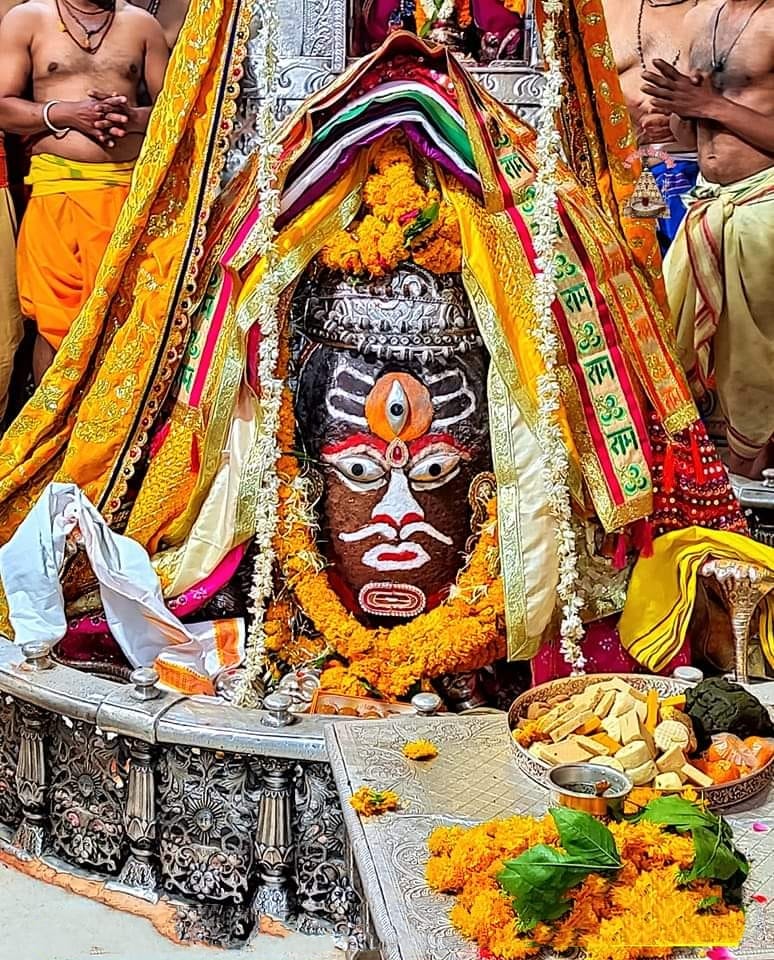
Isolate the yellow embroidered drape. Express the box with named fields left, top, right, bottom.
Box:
left=0, top=0, right=251, bottom=542
left=538, top=0, right=667, bottom=309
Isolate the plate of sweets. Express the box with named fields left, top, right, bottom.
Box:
left=309, top=689, right=418, bottom=719
left=508, top=673, right=774, bottom=809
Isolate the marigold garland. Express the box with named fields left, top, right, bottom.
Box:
left=403, top=739, right=439, bottom=760
left=320, top=135, right=462, bottom=278
left=426, top=814, right=746, bottom=960
left=350, top=786, right=401, bottom=816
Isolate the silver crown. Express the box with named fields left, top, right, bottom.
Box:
left=293, top=263, right=482, bottom=362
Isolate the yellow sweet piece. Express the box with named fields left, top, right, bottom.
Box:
left=575, top=715, right=602, bottom=736
left=591, top=732, right=622, bottom=753
left=645, top=690, right=659, bottom=732
left=661, top=694, right=687, bottom=709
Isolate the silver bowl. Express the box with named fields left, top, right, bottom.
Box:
left=548, top=762, right=632, bottom=818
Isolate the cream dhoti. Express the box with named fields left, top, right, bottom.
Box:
left=664, top=166, right=774, bottom=463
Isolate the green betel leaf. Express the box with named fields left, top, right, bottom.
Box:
left=679, top=825, right=749, bottom=885
left=498, top=846, right=589, bottom=931
left=550, top=808, right=622, bottom=869
left=636, top=796, right=718, bottom=832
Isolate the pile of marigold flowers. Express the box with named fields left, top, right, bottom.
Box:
left=425, top=807, right=746, bottom=960
left=320, top=133, right=462, bottom=277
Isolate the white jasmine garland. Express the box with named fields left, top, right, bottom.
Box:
left=531, top=2, right=586, bottom=674
left=234, top=1, right=284, bottom=708
left=421, top=0, right=456, bottom=24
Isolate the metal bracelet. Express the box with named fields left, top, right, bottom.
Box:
left=42, top=100, right=70, bottom=139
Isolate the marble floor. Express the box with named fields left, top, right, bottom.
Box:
left=0, top=860, right=341, bottom=960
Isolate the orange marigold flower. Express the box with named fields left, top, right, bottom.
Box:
left=403, top=739, right=439, bottom=761
left=349, top=786, right=400, bottom=817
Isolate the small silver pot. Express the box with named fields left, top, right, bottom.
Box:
left=548, top=763, right=633, bottom=818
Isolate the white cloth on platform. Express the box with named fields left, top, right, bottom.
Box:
left=0, top=482, right=243, bottom=694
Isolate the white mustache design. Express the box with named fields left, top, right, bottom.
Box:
left=339, top=521, right=453, bottom=546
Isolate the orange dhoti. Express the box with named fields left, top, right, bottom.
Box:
left=16, top=154, right=134, bottom=349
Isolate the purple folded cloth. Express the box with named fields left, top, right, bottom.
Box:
left=279, top=120, right=481, bottom=229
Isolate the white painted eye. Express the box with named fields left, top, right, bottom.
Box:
left=408, top=450, right=461, bottom=488
left=331, top=453, right=387, bottom=489
left=385, top=379, right=408, bottom=435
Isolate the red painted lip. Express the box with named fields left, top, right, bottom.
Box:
left=374, top=548, right=420, bottom=563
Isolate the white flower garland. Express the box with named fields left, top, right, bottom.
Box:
left=531, top=1, right=587, bottom=674
left=421, top=0, right=456, bottom=24
left=234, top=0, right=284, bottom=708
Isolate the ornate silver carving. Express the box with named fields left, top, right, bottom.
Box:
left=296, top=264, right=482, bottom=362
left=253, top=756, right=296, bottom=920
left=0, top=695, right=21, bottom=827
left=115, top=739, right=158, bottom=895
left=294, top=761, right=362, bottom=937
left=157, top=746, right=260, bottom=905
left=175, top=902, right=253, bottom=948
left=48, top=718, right=129, bottom=873
left=224, top=3, right=545, bottom=180
left=13, top=701, right=49, bottom=856
left=701, top=559, right=774, bottom=685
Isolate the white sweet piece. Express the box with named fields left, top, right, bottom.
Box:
left=654, top=772, right=683, bottom=792
left=592, top=756, right=625, bottom=773
left=629, top=759, right=658, bottom=786
left=654, top=720, right=691, bottom=752
left=616, top=741, right=651, bottom=770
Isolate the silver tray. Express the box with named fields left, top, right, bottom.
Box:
left=508, top=673, right=774, bottom=810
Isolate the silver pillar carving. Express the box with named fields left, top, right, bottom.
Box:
left=13, top=701, right=48, bottom=856
left=115, top=739, right=158, bottom=896
left=253, top=757, right=295, bottom=920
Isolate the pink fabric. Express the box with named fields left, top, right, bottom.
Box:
left=472, top=0, right=522, bottom=34
left=531, top=615, right=692, bottom=684
left=64, top=543, right=247, bottom=640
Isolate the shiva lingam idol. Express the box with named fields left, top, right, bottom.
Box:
left=290, top=263, right=501, bottom=708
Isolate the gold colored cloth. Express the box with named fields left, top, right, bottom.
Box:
left=665, top=167, right=774, bottom=460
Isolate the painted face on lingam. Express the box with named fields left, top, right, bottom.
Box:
left=293, top=263, right=491, bottom=620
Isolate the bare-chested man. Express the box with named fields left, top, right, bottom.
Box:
left=603, top=0, right=701, bottom=249
left=643, top=0, right=774, bottom=478
left=0, top=0, right=168, bottom=380
left=0, top=0, right=24, bottom=419
left=131, top=0, right=188, bottom=48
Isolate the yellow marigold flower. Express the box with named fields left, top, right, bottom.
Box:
left=349, top=786, right=400, bottom=817
left=403, top=739, right=439, bottom=761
